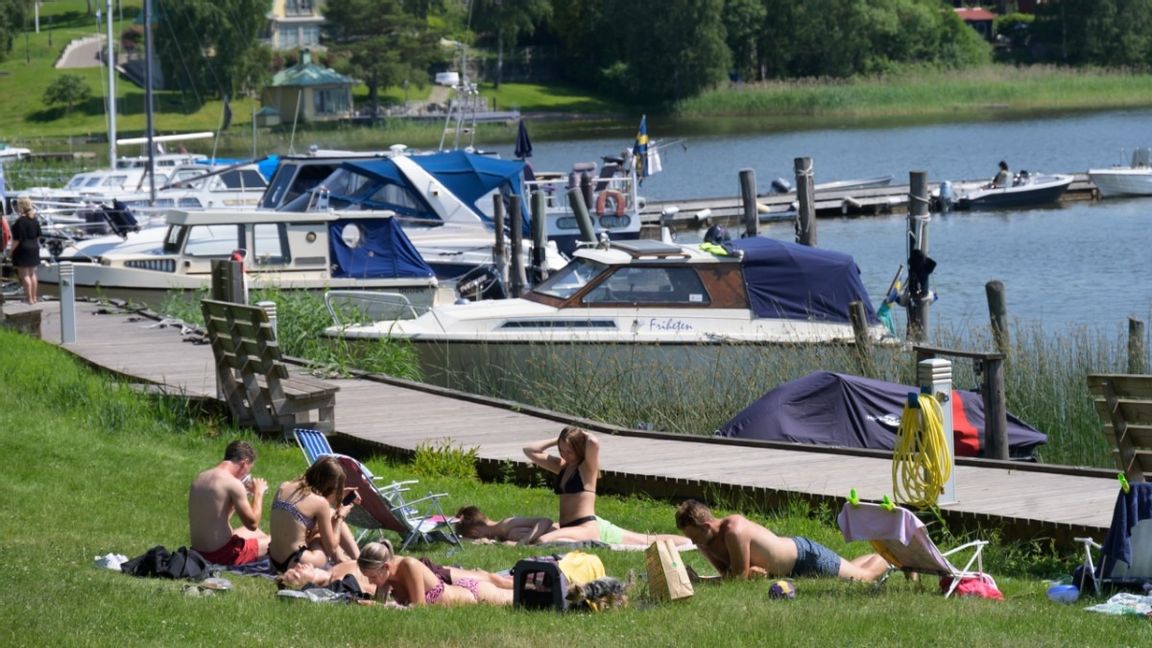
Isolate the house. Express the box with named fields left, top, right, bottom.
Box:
left=266, top=0, right=324, bottom=51
left=261, top=50, right=355, bottom=123
left=955, top=7, right=997, bottom=42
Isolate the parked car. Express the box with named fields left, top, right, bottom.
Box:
left=434, top=71, right=460, bottom=87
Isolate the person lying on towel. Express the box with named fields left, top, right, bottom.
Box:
left=674, top=499, right=888, bottom=581
left=454, top=506, right=558, bottom=544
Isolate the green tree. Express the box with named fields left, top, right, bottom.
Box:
left=723, top=0, right=766, bottom=82
left=323, top=0, right=444, bottom=115
left=0, top=0, right=27, bottom=62
left=471, top=0, right=551, bottom=88
left=1034, top=0, right=1152, bottom=67
left=153, top=0, right=269, bottom=129
left=43, top=74, right=92, bottom=113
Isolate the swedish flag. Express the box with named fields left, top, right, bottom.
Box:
left=632, top=115, right=649, bottom=184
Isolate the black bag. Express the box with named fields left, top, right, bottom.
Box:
left=121, top=545, right=209, bottom=581
left=121, top=545, right=171, bottom=578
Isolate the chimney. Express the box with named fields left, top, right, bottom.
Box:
left=300, top=49, right=311, bottom=66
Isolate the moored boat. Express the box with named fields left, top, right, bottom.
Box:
left=1089, top=148, right=1152, bottom=198
left=938, top=172, right=1073, bottom=211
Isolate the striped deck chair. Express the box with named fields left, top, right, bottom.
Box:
left=334, top=455, right=460, bottom=551
left=293, top=428, right=335, bottom=465
left=838, top=501, right=989, bottom=598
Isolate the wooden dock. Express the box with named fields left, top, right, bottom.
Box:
left=18, top=298, right=1122, bottom=549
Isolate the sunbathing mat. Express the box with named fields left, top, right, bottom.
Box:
left=1084, top=593, right=1152, bottom=617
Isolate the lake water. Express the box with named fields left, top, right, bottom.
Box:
left=499, top=110, right=1152, bottom=335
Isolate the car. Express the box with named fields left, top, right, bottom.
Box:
left=434, top=71, right=460, bottom=87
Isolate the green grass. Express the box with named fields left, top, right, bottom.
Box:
left=0, top=327, right=1147, bottom=647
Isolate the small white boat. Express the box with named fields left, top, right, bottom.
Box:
left=1089, top=148, right=1152, bottom=198
left=327, top=238, right=894, bottom=381
left=938, top=172, right=1073, bottom=211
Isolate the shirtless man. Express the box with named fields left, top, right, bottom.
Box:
left=188, top=440, right=270, bottom=566
left=674, top=500, right=888, bottom=582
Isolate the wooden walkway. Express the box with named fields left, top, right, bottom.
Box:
left=21, top=299, right=1121, bottom=548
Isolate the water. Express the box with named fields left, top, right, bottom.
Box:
left=499, top=110, right=1152, bottom=335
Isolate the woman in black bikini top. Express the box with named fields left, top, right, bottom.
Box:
left=522, top=426, right=603, bottom=544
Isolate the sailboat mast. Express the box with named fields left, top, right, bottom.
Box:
left=106, top=0, right=117, bottom=168
left=143, top=0, right=155, bottom=206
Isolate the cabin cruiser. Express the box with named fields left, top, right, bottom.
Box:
left=326, top=237, right=894, bottom=381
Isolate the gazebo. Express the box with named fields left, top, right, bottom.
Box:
left=261, top=49, right=355, bottom=123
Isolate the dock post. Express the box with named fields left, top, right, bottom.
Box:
left=849, top=300, right=876, bottom=377
left=981, top=357, right=1009, bottom=460
left=918, top=357, right=957, bottom=504
left=210, top=259, right=245, bottom=304
left=492, top=194, right=508, bottom=289
left=567, top=187, right=597, bottom=245
left=1130, top=317, right=1148, bottom=374
left=59, top=261, right=77, bottom=344
left=256, top=300, right=277, bottom=339
left=906, top=171, right=931, bottom=341
left=508, top=194, right=527, bottom=298
left=739, top=168, right=758, bottom=238
left=530, top=190, right=548, bottom=285
left=985, top=280, right=1010, bottom=357
left=794, top=157, right=816, bottom=246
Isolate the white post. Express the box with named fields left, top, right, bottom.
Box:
left=59, top=262, right=77, bottom=344
left=257, top=301, right=277, bottom=339
left=918, top=357, right=956, bottom=505
left=106, top=0, right=117, bottom=167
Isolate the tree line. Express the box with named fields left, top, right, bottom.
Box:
left=4, top=1, right=1152, bottom=123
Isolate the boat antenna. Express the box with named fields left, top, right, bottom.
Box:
left=143, top=0, right=156, bottom=206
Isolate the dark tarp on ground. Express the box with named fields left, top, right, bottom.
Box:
left=715, top=371, right=1047, bottom=459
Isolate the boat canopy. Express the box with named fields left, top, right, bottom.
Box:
left=729, top=238, right=878, bottom=324
left=339, top=151, right=530, bottom=230
left=715, top=371, right=1048, bottom=459
left=328, top=217, right=435, bottom=279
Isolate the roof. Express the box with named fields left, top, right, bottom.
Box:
left=955, top=7, right=997, bottom=22
left=269, top=52, right=355, bottom=88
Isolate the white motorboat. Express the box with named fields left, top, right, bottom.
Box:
left=327, top=237, right=894, bottom=381
left=937, top=172, right=1073, bottom=211
left=1089, top=148, right=1152, bottom=198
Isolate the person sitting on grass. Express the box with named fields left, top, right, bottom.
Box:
left=280, top=540, right=513, bottom=606
left=523, top=426, right=693, bottom=547
left=673, top=499, right=889, bottom=582
left=454, top=505, right=558, bottom=544
left=188, top=440, right=270, bottom=566
left=268, top=456, right=360, bottom=573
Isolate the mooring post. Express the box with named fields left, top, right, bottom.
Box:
left=210, top=259, right=245, bottom=304
left=794, top=157, right=816, bottom=246
left=906, top=171, right=930, bottom=341
left=1130, top=317, right=1148, bottom=374
left=739, top=168, right=758, bottom=238
left=567, top=187, right=597, bottom=245
left=492, top=194, right=508, bottom=289
left=849, top=300, right=877, bottom=376
left=256, top=300, right=277, bottom=339
left=530, top=190, right=548, bottom=285
left=508, top=195, right=526, bottom=298
left=982, top=357, right=1009, bottom=460
left=59, top=261, right=77, bottom=344
left=918, top=357, right=957, bottom=504
left=985, top=280, right=1010, bottom=358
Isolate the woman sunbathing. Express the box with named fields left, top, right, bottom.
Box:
left=523, top=426, right=693, bottom=547
left=454, top=505, right=558, bottom=544
left=268, top=456, right=360, bottom=573
left=282, top=541, right=512, bottom=606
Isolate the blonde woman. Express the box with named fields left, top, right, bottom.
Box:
left=268, top=456, right=360, bottom=573
left=10, top=197, right=42, bottom=304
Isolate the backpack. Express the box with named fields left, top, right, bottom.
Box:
left=121, top=545, right=209, bottom=581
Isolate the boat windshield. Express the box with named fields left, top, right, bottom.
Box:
left=532, top=258, right=608, bottom=299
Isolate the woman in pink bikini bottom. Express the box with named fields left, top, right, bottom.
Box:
left=356, top=541, right=512, bottom=606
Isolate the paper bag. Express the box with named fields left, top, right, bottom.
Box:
left=645, top=539, right=694, bottom=602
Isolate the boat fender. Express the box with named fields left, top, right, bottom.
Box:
left=595, top=190, right=626, bottom=216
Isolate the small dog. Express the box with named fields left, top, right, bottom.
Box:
left=567, top=576, right=628, bottom=611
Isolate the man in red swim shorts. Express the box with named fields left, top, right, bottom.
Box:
left=188, top=441, right=270, bottom=566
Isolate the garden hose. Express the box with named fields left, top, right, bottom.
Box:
left=892, top=392, right=952, bottom=508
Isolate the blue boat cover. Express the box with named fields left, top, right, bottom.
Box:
left=729, top=238, right=878, bottom=324
left=328, top=217, right=435, bottom=279
left=715, top=371, right=1047, bottom=459
left=340, top=151, right=530, bottom=231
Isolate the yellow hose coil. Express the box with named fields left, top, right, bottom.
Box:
left=892, top=392, right=952, bottom=508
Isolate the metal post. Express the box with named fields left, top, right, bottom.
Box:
left=567, top=187, right=597, bottom=246
left=739, top=168, right=758, bottom=238
left=918, top=357, right=956, bottom=505
left=794, top=157, right=816, bottom=246
left=257, top=301, right=277, bottom=339
left=59, top=262, right=77, bottom=344
left=105, top=0, right=117, bottom=168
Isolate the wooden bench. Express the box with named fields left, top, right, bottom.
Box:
left=201, top=299, right=338, bottom=437
left=1088, top=373, right=1152, bottom=483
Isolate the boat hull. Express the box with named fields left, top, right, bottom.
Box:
left=953, top=174, right=1073, bottom=211
left=1088, top=168, right=1152, bottom=198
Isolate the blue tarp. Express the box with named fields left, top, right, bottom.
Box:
left=328, top=217, right=435, bottom=279
left=715, top=371, right=1047, bottom=459
left=341, top=151, right=530, bottom=232
left=729, top=237, right=878, bottom=324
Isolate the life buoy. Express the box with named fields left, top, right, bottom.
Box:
left=595, top=189, right=627, bottom=216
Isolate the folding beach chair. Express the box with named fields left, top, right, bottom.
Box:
left=293, top=428, right=336, bottom=466
left=838, top=500, right=989, bottom=598
left=334, top=455, right=460, bottom=551
left=1075, top=481, right=1152, bottom=595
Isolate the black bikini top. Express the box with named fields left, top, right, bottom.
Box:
left=554, top=465, right=596, bottom=495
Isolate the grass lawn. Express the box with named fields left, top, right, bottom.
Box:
left=0, top=328, right=1146, bottom=646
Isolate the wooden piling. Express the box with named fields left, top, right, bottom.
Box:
left=794, top=157, right=816, bottom=246
left=508, top=195, right=526, bottom=298
left=568, top=187, right=597, bottom=245
left=985, top=280, right=1010, bottom=358
left=530, top=190, right=548, bottom=285
left=906, top=171, right=930, bottom=342
left=210, top=259, right=245, bottom=304
left=849, top=300, right=877, bottom=377
left=1130, top=317, right=1148, bottom=374
left=982, top=357, right=1009, bottom=460
left=739, top=168, right=758, bottom=238
left=492, top=194, right=508, bottom=288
